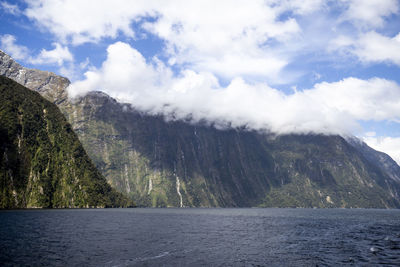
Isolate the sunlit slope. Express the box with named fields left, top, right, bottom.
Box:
left=0, top=76, right=132, bottom=208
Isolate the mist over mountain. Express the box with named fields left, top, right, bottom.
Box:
left=2, top=50, right=400, bottom=208
left=2, top=1, right=400, bottom=163
left=68, top=42, right=400, bottom=136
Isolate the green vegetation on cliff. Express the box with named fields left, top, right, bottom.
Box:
left=2, top=50, right=400, bottom=208
left=0, top=76, right=133, bottom=208
left=63, top=92, right=400, bottom=208
left=260, top=135, right=400, bottom=208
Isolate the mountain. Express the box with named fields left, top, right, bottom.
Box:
left=347, top=137, right=400, bottom=199
left=0, top=75, right=132, bottom=208
left=64, top=94, right=400, bottom=208
left=0, top=51, right=69, bottom=106
left=1, top=50, right=400, bottom=208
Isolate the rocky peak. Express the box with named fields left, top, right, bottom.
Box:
left=0, top=49, right=70, bottom=105
left=83, top=91, right=119, bottom=106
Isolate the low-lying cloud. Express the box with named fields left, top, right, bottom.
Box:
left=363, top=136, right=400, bottom=165
left=68, top=42, right=400, bottom=136
left=3, top=0, right=399, bottom=161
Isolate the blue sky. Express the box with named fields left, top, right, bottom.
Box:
left=1, top=0, right=400, bottom=163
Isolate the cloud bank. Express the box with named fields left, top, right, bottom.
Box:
left=2, top=0, right=400, bottom=161
left=363, top=136, right=400, bottom=165
left=69, top=42, right=400, bottom=135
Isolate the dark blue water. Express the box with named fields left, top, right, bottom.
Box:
left=1, top=208, right=400, bottom=266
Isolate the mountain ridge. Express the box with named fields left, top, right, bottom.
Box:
left=1, top=50, right=400, bottom=208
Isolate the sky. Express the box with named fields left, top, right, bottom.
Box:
left=1, top=0, right=400, bottom=163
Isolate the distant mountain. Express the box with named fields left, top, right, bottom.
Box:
left=1, top=50, right=400, bottom=208
left=0, top=75, right=132, bottom=208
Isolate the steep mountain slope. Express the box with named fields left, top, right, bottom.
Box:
left=1, top=50, right=400, bottom=208
left=347, top=137, right=400, bottom=200
left=0, top=75, right=132, bottom=208
left=65, top=93, right=400, bottom=208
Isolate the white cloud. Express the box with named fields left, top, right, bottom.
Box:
left=23, top=0, right=308, bottom=82
left=363, top=136, right=400, bottom=165
left=69, top=42, right=400, bottom=136
left=331, top=31, right=400, bottom=66
left=1, top=34, right=77, bottom=80
left=24, top=0, right=155, bottom=44
left=1, top=35, right=73, bottom=66
left=21, top=0, right=400, bottom=82
left=9, top=1, right=400, bottom=139
left=276, top=0, right=325, bottom=15
left=341, top=0, right=399, bottom=28
left=354, top=32, right=400, bottom=65
left=1, top=1, right=22, bottom=15
left=141, top=1, right=301, bottom=81
left=30, top=43, right=73, bottom=66
left=0, top=34, right=29, bottom=60
left=68, top=42, right=172, bottom=101
left=304, top=77, right=400, bottom=122
left=24, top=0, right=302, bottom=45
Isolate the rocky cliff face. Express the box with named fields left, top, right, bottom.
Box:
left=65, top=93, right=400, bottom=208
left=0, top=51, right=69, bottom=105
left=2, top=50, right=400, bottom=208
left=347, top=137, right=400, bottom=200
left=0, top=76, right=132, bottom=208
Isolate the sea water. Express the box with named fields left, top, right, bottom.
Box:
left=1, top=208, right=400, bottom=266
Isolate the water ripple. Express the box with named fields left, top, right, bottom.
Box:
left=1, top=208, right=400, bottom=266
